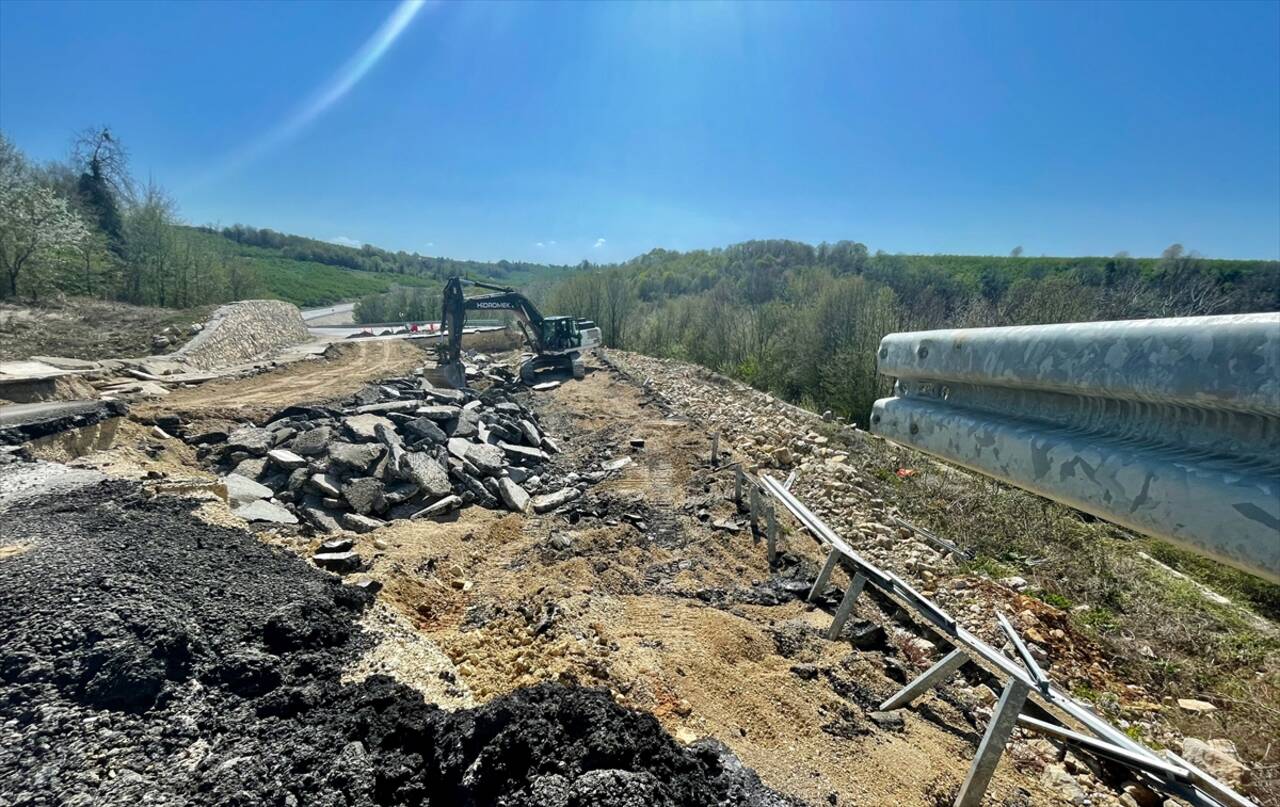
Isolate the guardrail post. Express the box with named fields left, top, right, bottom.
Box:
left=826, top=572, right=867, bottom=639
left=710, top=431, right=719, bottom=466
left=879, top=647, right=969, bottom=711
left=749, top=484, right=761, bottom=540
left=954, top=677, right=1031, bottom=807
left=765, top=505, right=778, bottom=563
left=808, top=548, right=840, bottom=602
left=734, top=465, right=744, bottom=510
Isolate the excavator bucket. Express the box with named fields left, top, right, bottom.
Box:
left=424, top=357, right=468, bottom=390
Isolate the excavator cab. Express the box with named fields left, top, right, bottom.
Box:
left=541, top=316, right=580, bottom=351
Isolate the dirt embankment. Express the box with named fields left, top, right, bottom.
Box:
left=607, top=350, right=1277, bottom=806
left=0, top=299, right=210, bottom=363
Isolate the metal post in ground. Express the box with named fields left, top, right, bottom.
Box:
left=710, top=431, right=719, bottom=466
left=954, top=677, right=1031, bottom=807
left=765, top=505, right=778, bottom=563
left=879, top=647, right=970, bottom=710
left=734, top=466, right=744, bottom=510
left=749, top=484, right=761, bottom=540
left=826, top=572, right=867, bottom=640
left=808, top=548, right=840, bottom=603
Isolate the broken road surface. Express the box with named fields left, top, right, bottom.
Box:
left=1, top=349, right=1093, bottom=806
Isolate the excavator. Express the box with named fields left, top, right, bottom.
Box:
left=437, top=276, right=602, bottom=388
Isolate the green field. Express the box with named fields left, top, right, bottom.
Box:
left=178, top=227, right=581, bottom=309
left=246, top=255, right=436, bottom=308
left=177, top=228, right=436, bottom=308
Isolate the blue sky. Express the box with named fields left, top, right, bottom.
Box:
left=1, top=0, right=1277, bottom=262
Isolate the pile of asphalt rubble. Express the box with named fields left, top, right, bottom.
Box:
left=0, top=480, right=800, bottom=806
left=184, top=363, right=615, bottom=545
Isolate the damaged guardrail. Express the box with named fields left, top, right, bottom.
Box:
left=869, top=313, right=1280, bottom=583
left=708, top=436, right=1257, bottom=807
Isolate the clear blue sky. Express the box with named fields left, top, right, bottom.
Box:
left=2, top=0, right=1277, bottom=262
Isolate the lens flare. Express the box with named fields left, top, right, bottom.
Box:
left=189, top=0, right=427, bottom=191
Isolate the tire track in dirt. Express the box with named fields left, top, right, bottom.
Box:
left=142, top=339, right=428, bottom=422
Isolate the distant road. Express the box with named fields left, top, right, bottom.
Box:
left=300, top=302, right=356, bottom=326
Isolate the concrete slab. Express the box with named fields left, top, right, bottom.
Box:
left=0, top=400, right=127, bottom=444
left=0, top=361, right=71, bottom=380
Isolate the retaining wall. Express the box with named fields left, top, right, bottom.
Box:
left=174, top=300, right=311, bottom=370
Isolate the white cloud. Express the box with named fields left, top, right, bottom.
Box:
left=425, top=242, right=435, bottom=248
left=593, top=238, right=606, bottom=248
left=548, top=240, right=557, bottom=245
left=535, top=241, right=545, bottom=248
left=330, top=235, right=363, bottom=247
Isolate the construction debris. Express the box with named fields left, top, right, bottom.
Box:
left=195, top=373, right=592, bottom=532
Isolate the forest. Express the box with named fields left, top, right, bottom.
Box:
left=544, top=240, right=1280, bottom=422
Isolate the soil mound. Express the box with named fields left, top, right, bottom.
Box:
left=0, top=478, right=800, bottom=806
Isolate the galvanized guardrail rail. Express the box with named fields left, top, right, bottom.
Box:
left=869, top=313, right=1280, bottom=583
left=709, top=440, right=1257, bottom=807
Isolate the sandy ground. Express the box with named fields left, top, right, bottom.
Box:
left=140, top=339, right=430, bottom=422
left=46, top=349, right=1078, bottom=805
left=270, top=360, right=1061, bottom=806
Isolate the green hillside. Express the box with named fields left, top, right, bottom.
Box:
left=181, top=226, right=579, bottom=309
left=177, top=228, right=436, bottom=308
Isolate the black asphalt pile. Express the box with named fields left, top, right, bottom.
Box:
left=0, top=480, right=800, bottom=807
left=186, top=373, right=602, bottom=534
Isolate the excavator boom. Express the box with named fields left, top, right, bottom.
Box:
left=437, top=276, right=600, bottom=387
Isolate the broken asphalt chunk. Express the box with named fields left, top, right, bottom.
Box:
left=223, top=473, right=274, bottom=507
left=313, top=550, right=361, bottom=573
left=267, top=448, right=307, bottom=470
left=410, top=494, right=463, bottom=519
left=602, top=457, right=632, bottom=472
left=496, top=477, right=530, bottom=513
left=233, top=499, right=298, bottom=524
left=530, top=487, right=581, bottom=514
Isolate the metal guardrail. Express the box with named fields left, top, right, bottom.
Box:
left=706, top=433, right=1254, bottom=807
left=869, top=313, right=1280, bottom=583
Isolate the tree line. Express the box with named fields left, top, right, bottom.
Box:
left=215, top=224, right=562, bottom=284
left=352, top=285, right=442, bottom=324
left=545, top=240, right=1279, bottom=423
left=0, top=129, right=267, bottom=307
left=0, top=127, right=567, bottom=310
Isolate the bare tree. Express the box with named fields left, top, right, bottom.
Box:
left=72, top=127, right=135, bottom=203
left=1010, top=245, right=1024, bottom=257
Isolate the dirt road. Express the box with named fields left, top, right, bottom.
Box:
left=144, top=338, right=428, bottom=422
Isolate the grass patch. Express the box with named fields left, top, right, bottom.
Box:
left=1140, top=538, right=1280, bottom=622
left=1030, top=589, right=1074, bottom=610
left=964, top=555, right=1021, bottom=581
